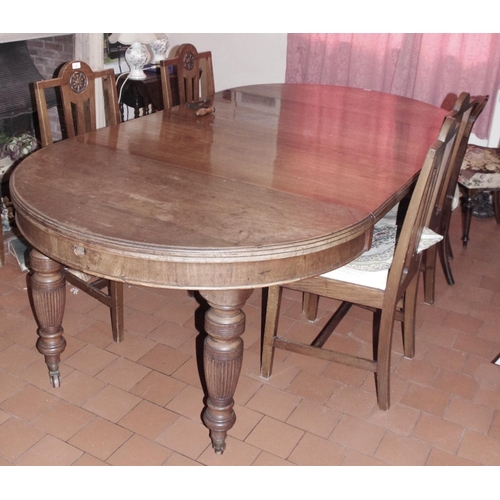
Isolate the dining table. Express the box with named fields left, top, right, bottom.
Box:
left=10, top=83, right=447, bottom=454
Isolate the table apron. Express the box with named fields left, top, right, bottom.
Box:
left=16, top=214, right=372, bottom=290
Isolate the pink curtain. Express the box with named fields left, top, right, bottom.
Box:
left=286, top=34, right=500, bottom=140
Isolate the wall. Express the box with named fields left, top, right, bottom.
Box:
left=166, top=34, right=287, bottom=91
left=485, top=90, right=500, bottom=148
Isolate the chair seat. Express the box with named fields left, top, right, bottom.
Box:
left=458, top=145, right=500, bottom=189
left=321, top=222, right=443, bottom=290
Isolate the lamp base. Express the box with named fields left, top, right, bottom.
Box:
left=150, top=35, right=169, bottom=63
left=125, top=41, right=150, bottom=80
left=128, top=72, right=148, bottom=81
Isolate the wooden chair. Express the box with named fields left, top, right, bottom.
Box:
left=261, top=115, right=458, bottom=411
left=459, top=154, right=500, bottom=248
left=33, top=60, right=124, bottom=342
left=294, top=95, right=485, bottom=311
left=457, top=100, right=500, bottom=249
left=159, top=43, right=215, bottom=110
left=422, top=93, right=487, bottom=304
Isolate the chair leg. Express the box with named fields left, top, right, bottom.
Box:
left=423, top=245, right=436, bottom=305
left=302, top=292, right=319, bottom=321
left=0, top=224, right=4, bottom=268
left=493, top=191, right=500, bottom=225
left=375, top=308, right=395, bottom=411
left=401, top=274, right=419, bottom=359
left=461, top=191, right=474, bottom=249
left=445, top=231, right=453, bottom=260
left=261, top=285, right=282, bottom=379
left=109, top=281, right=124, bottom=343
left=438, top=231, right=455, bottom=286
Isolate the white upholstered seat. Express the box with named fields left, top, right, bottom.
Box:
left=321, top=221, right=442, bottom=290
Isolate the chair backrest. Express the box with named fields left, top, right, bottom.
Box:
left=34, top=60, right=120, bottom=147
left=431, top=93, right=488, bottom=231
left=386, top=115, right=458, bottom=302
left=160, top=43, right=215, bottom=109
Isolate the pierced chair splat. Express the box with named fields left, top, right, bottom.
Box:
left=160, top=43, right=215, bottom=111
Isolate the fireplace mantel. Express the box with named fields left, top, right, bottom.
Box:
left=0, top=34, right=70, bottom=44
left=0, top=34, right=104, bottom=69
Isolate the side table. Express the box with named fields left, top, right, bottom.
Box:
left=117, top=67, right=179, bottom=121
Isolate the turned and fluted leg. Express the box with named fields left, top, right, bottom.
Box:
left=199, top=289, right=253, bottom=454
left=29, top=249, right=67, bottom=388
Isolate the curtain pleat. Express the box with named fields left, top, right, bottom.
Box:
left=286, top=33, right=500, bottom=140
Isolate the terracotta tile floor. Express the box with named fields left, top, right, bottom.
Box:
left=1, top=211, right=500, bottom=466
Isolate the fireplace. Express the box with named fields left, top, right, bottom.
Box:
left=0, top=35, right=75, bottom=142
left=1, top=34, right=75, bottom=250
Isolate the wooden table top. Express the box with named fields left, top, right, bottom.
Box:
left=11, top=83, right=447, bottom=289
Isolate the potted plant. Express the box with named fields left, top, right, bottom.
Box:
left=0, top=137, right=14, bottom=179
left=0, top=132, right=38, bottom=178
left=1, top=132, right=39, bottom=233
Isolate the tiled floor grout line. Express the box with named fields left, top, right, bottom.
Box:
left=1, top=213, right=500, bottom=465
